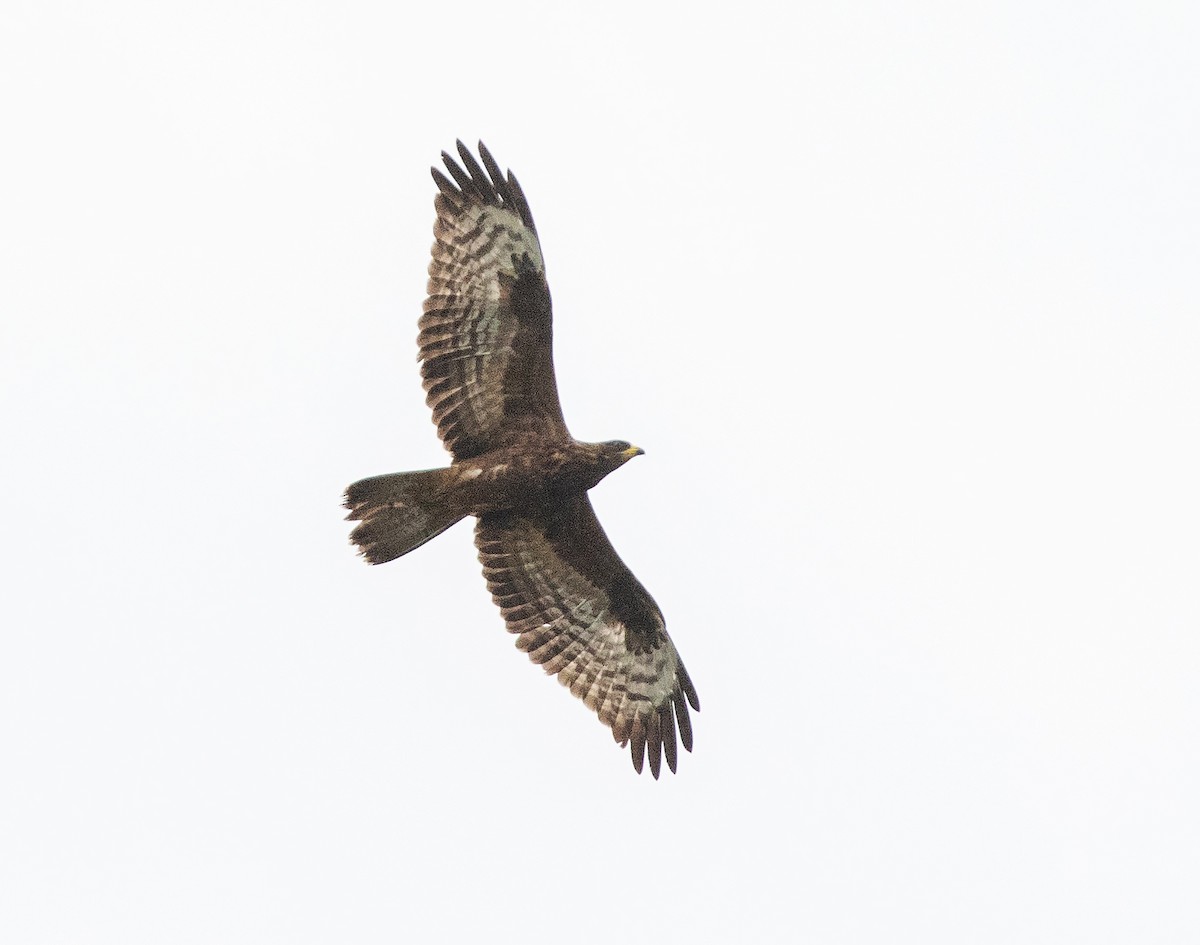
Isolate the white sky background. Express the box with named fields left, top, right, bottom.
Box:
left=2, top=1, right=1197, bottom=942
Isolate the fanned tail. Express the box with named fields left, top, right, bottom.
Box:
left=344, top=469, right=464, bottom=564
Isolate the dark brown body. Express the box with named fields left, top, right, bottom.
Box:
left=445, top=440, right=633, bottom=515
left=344, top=438, right=641, bottom=567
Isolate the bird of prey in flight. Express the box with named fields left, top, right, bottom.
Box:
left=345, top=142, right=699, bottom=777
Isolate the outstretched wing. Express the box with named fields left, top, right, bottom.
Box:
left=475, top=495, right=700, bottom=777
left=419, top=141, right=568, bottom=461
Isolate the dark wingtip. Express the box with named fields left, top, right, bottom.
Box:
left=647, top=713, right=663, bottom=779
left=662, top=704, right=678, bottom=774
left=431, top=167, right=461, bottom=201
left=451, top=140, right=474, bottom=183
left=505, top=170, right=536, bottom=232
left=455, top=143, right=496, bottom=204
left=621, top=708, right=684, bottom=778
left=433, top=140, right=536, bottom=231
left=630, top=731, right=646, bottom=774
left=674, top=690, right=694, bottom=754
left=477, top=141, right=511, bottom=203
left=681, top=665, right=700, bottom=712
left=439, top=149, right=474, bottom=196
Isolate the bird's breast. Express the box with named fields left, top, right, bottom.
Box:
left=449, top=445, right=602, bottom=514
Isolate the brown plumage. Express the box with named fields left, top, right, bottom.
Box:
left=345, top=141, right=698, bottom=777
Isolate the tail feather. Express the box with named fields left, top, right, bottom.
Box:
left=344, top=469, right=465, bottom=564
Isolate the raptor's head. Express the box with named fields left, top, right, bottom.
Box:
left=601, top=440, right=645, bottom=467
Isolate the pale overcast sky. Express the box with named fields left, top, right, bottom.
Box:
left=2, top=2, right=1198, bottom=943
